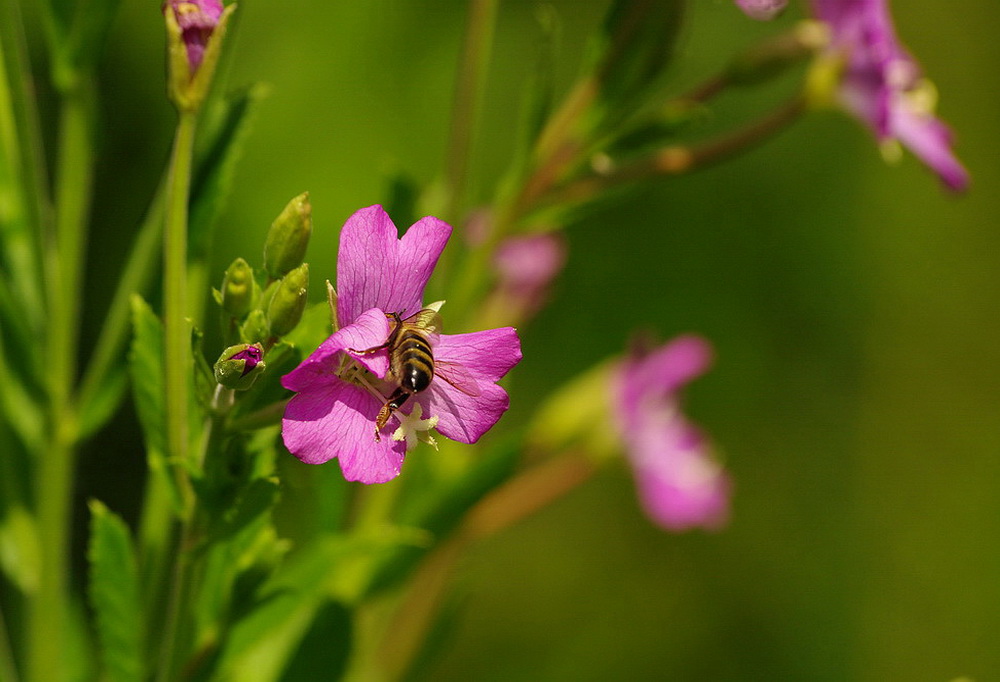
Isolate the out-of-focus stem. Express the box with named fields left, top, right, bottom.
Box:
left=374, top=453, right=596, bottom=680
left=444, top=0, right=498, bottom=220
left=542, top=95, right=807, bottom=210
left=29, top=74, right=96, bottom=682
left=434, top=0, right=499, bottom=299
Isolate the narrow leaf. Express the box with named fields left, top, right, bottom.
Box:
left=128, top=295, right=183, bottom=513
left=87, top=500, right=143, bottom=682
left=189, top=84, right=268, bottom=262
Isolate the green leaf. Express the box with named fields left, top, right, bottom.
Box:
left=87, top=500, right=143, bottom=682
left=0, top=276, right=45, bottom=452
left=65, top=0, right=123, bottom=72
left=277, top=601, right=351, bottom=682
left=189, top=84, right=268, bottom=263
left=128, top=295, right=183, bottom=514
left=590, top=0, right=686, bottom=122
left=77, top=361, right=127, bottom=441
left=215, top=538, right=342, bottom=680
left=205, top=477, right=281, bottom=545
left=0, top=504, right=40, bottom=593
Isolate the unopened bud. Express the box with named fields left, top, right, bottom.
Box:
left=214, top=343, right=265, bottom=390
left=164, top=0, right=235, bottom=112
left=240, top=309, right=269, bottom=345
left=263, top=193, right=312, bottom=279
left=267, top=263, right=309, bottom=337
left=220, top=257, right=255, bottom=318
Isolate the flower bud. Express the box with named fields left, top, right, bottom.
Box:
left=214, top=343, right=265, bottom=390
left=266, top=263, right=309, bottom=337
left=220, top=257, right=255, bottom=318
left=240, top=310, right=269, bottom=345
left=164, top=0, right=235, bottom=112
left=263, top=193, right=312, bottom=279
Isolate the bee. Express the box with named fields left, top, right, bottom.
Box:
left=351, top=306, right=479, bottom=437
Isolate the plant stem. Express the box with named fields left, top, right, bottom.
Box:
left=540, top=95, right=807, bottom=210
left=164, top=111, right=198, bottom=509
left=156, top=110, right=199, bottom=682
left=434, top=0, right=498, bottom=297
left=28, top=73, right=96, bottom=682
left=444, top=0, right=498, bottom=220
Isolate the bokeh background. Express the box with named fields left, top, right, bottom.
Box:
left=72, top=0, right=1000, bottom=679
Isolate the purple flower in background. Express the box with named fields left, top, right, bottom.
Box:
left=613, top=336, right=730, bottom=531
left=735, top=0, right=788, bottom=21
left=166, top=0, right=224, bottom=72
left=812, top=0, right=969, bottom=190
left=281, top=206, right=522, bottom=484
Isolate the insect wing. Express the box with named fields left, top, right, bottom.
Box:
left=433, top=360, right=481, bottom=397
left=403, top=308, right=442, bottom=333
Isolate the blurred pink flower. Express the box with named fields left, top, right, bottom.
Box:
left=166, top=0, right=224, bottom=72
left=281, top=206, right=522, bottom=484
left=735, top=0, right=788, bottom=21
left=491, top=232, right=567, bottom=322
left=812, top=0, right=969, bottom=190
left=613, top=336, right=730, bottom=531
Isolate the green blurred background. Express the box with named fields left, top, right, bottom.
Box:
left=76, top=0, right=1000, bottom=679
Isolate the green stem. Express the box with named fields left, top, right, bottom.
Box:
left=156, top=111, right=199, bottom=682
left=539, top=95, right=807, bottom=211
left=433, top=0, right=498, bottom=297
left=443, top=0, right=498, bottom=219
left=29, top=74, right=96, bottom=682
left=163, top=111, right=198, bottom=509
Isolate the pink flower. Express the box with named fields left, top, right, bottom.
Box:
left=166, top=0, right=224, bottom=72
left=281, top=206, right=522, bottom=484
left=812, top=0, right=969, bottom=190
left=735, top=0, right=788, bottom=21
left=488, top=232, right=566, bottom=324
left=613, top=336, right=730, bottom=531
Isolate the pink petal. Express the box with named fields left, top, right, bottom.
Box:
left=891, top=106, right=970, bottom=192
left=412, top=328, right=521, bottom=443
left=282, top=308, right=391, bottom=392
left=631, top=418, right=730, bottom=531
left=336, top=206, right=451, bottom=325
left=282, top=379, right=406, bottom=484
left=735, top=0, right=787, bottom=21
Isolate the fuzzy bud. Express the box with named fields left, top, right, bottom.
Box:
left=263, top=193, right=312, bottom=279
left=214, top=343, right=265, bottom=390
left=266, top=263, right=309, bottom=337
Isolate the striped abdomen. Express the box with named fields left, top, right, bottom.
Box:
left=393, top=329, right=434, bottom=394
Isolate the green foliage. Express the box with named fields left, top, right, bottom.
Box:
left=87, top=500, right=143, bottom=682
left=128, top=295, right=184, bottom=515
left=190, top=85, right=268, bottom=264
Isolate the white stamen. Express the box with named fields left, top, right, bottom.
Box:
left=391, top=403, right=440, bottom=451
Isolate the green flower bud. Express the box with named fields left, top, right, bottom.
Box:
left=240, top=309, right=270, bottom=345
left=220, top=257, right=255, bottom=318
left=214, top=343, right=266, bottom=390
left=267, top=263, right=309, bottom=337
left=263, top=193, right=312, bottom=279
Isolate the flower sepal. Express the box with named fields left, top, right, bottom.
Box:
left=164, top=1, right=236, bottom=113
left=214, top=343, right=266, bottom=390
